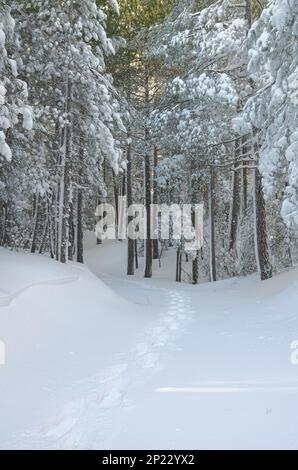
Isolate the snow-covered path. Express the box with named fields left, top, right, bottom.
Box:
left=40, top=286, right=196, bottom=449
left=71, top=239, right=298, bottom=450
left=1, top=240, right=298, bottom=449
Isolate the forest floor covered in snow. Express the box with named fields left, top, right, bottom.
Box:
left=1, top=236, right=298, bottom=449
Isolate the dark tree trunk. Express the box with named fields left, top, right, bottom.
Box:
left=152, top=146, right=159, bottom=260
left=144, top=145, right=152, bottom=278
left=77, top=188, right=84, bottom=264
left=191, top=206, right=199, bottom=284
left=254, top=168, right=272, bottom=280
left=96, top=196, right=102, bottom=245
left=112, top=169, right=119, bottom=232
left=245, top=0, right=252, bottom=28
left=126, top=135, right=134, bottom=275
left=39, top=214, right=49, bottom=254
left=229, top=157, right=241, bottom=251
left=209, top=166, right=216, bottom=282
left=0, top=202, right=6, bottom=246
left=31, top=194, right=40, bottom=253
left=68, top=202, right=75, bottom=261
left=176, top=246, right=182, bottom=282
left=144, top=68, right=152, bottom=278
left=135, top=239, right=139, bottom=269
left=59, top=79, right=72, bottom=263
left=192, top=253, right=199, bottom=284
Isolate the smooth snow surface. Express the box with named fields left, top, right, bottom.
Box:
left=1, top=238, right=298, bottom=449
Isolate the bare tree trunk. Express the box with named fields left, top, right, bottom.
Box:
left=229, top=140, right=241, bottom=251
left=39, top=210, right=49, bottom=255
left=58, top=77, right=72, bottom=263
left=30, top=194, right=40, bottom=253
left=209, top=165, right=216, bottom=282
left=144, top=69, right=152, bottom=278
left=241, top=137, right=249, bottom=215
left=253, top=168, right=272, bottom=280
left=68, top=201, right=74, bottom=261
left=135, top=239, right=139, bottom=269
left=0, top=202, right=6, bottom=246
left=191, top=208, right=199, bottom=284
left=251, top=130, right=272, bottom=280
left=245, top=0, right=252, bottom=28
left=77, top=188, right=84, bottom=263
left=126, top=132, right=134, bottom=275
left=112, top=169, right=119, bottom=235
left=144, top=146, right=152, bottom=278
left=176, top=246, right=182, bottom=282
left=153, top=145, right=159, bottom=260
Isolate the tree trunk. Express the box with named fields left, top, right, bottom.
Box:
left=112, top=169, right=119, bottom=234
left=192, top=253, right=199, bottom=284
left=58, top=77, right=72, bottom=263
left=144, top=146, right=152, bottom=278
left=144, top=69, right=152, bottom=278
left=176, top=246, right=182, bottom=282
left=209, top=166, right=216, bottom=282
left=229, top=150, right=241, bottom=251
left=0, top=203, right=6, bottom=246
left=135, top=239, right=139, bottom=269
left=68, top=202, right=75, bottom=261
left=245, top=0, right=252, bottom=29
left=253, top=168, right=272, bottom=280
left=77, top=188, right=84, bottom=264
left=152, top=145, right=159, bottom=259
left=30, top=194, right=40, bottom=253
left=126, top=133, right=134, bottom=275
left=39, top=212, right=49, bottom=254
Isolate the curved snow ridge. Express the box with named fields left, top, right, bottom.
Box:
left=0, top=275, right=79, bottom=307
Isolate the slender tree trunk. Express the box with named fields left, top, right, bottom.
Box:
left=192, top=206, right=199, bottom=284
left=58, top=77, right=72, bottom=263
left=39, top=212, right=49, bottom=254
left=135, top=239, right=139, bottom=269
left=96, top=195, right=102, bottom=245
left=230, top=183, right=240, bottom=249
left=144, top=145, right=152, bottom=278
left=77, top=188, right=84, bottom=263
left=122, top=171, right=126, bottom=197
left=112, top=169, right=119, bottom=235
left=192, top=254, right=199, bottom=284
left=126, top=131, right=134, bottom=275
left=144, top=69, right=152, bottom=278
left=152, top=145, right=159, bottom=259
left=0, top=203, right=6, bottom=246
left=229, top=139, right=241, bottom=251
left=252, top=131, right=272, bottom=280
left=68, top=201, right=74, bottom=261
left=209, top=165, right=216, bottom=282
left=176, top=246, right=182, bottom=282
left=30, top=194, right=40, bottom=253
left=245, top=0, right=252, bottom=28
left=253, top=168, right=272, bottom=280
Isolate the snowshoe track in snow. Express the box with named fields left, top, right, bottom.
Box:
left=40, top=289, right=194, bottom=449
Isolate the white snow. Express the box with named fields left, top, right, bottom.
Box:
left=0, top=130, right=12, bottom=161
left=1, top=239, right=298, bottom=449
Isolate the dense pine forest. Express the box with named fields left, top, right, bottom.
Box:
left=1, top=0, right=297, bottom=283
left=1, top=0, right=298, bottom=451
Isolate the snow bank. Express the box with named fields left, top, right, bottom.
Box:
left=0, top=248, right=145, bottom=449
left=2, top=244, right=298, bottom=449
